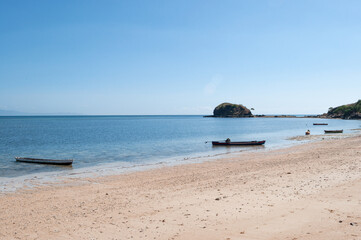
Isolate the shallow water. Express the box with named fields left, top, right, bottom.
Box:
left=0, top=115, right=359, bottom=181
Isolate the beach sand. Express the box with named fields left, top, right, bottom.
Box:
left=0, top=135, right=360, bottom=240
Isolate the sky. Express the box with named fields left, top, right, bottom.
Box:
left=1, top=0, right=361, bottom=115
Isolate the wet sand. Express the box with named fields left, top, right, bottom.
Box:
left=0, top=135, right=360, bottom=240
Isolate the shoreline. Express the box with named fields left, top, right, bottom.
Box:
left=0, top=136, right=297, bottom=193
left=2, top=131, right=355, bottom=193
left=1, top=134, right=361, bottom=239
left=1, top=116, right=359, bottom=191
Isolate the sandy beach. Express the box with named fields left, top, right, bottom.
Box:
left=0, top=135, right=360, bottom=240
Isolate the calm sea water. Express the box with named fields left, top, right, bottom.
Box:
left=0, top=115, right=360, bottom=180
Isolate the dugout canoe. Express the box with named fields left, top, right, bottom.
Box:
left=15, top=157, right=73, bottom=165
left=324, top=130, right=343, bottom=134
left=212, top=140, right=266, bottom=146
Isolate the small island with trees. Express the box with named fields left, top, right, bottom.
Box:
left=206, top=103, right=254, bottom=118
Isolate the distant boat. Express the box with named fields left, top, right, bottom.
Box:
left=15, top=157, right=73, bottom=165
left=212, top=140, right=266, bottom=146
left=324, top=130, right=343, bottom=134
left=313, top=123, right=328, bottom=125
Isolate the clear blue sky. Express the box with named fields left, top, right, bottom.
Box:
left=1, top=0, right=360, bottom=115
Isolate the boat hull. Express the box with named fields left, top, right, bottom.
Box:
left=212, top=140, right=266, bottom=146
left=313, top=123, right=328, bottom=125
left=15, top=157, right=73, bottom=165
left=324, top=130, right=343, bottom=134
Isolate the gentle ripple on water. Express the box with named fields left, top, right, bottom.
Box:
left=0, top=115, right=360, bottom=182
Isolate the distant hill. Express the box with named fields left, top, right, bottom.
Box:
left=325, top=100, right=361, bottom=119
left=206, top=103, right=253, bottom=118
left=0, top=109, right=27, bottom=116
left=0, top=109, right=80, bottom=116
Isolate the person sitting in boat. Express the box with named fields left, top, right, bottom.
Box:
left=305, top=130, right=310, bottom=135
left=226, top=138, right=231, bottom=143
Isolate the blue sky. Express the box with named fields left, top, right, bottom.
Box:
left=1, top=0, right=360, bottom=115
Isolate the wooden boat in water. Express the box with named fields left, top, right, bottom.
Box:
left=324, top=130, right=343, bottom=134
left=212, top=140, right=266, bottom=146
left=313, top=123, right=328, bottom=125
left=15, top=157, right=73, bottom=165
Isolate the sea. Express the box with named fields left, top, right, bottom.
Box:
left=0, top=115, right=360, bottom=191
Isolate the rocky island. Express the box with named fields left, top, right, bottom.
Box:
left=205, top=102, right=254, bottom=118
left=321, top=100, right=361, bottom=119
